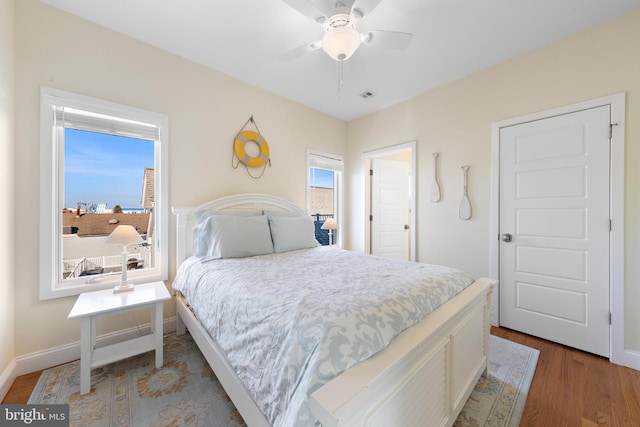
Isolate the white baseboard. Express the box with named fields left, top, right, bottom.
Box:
left=0, top=358, right=17, bottom=402
left=12, top=317, right=176, bottom=378
left=617, top=349, right=640, bottom=371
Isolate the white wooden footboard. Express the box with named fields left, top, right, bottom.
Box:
left=176, top=278, right=493, bottom=427
left=309, top=278, right=494, bottom=427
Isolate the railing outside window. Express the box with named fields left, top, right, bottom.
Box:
left=311, top=214, right=336, bottom=246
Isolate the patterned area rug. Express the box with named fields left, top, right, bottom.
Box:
left=29, top=333, right=538, bottom=427
left=454, top=335, right=539, bottom=427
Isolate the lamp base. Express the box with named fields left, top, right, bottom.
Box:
left=113, top=283, right=134, bottom=294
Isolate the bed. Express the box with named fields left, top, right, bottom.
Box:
left=172, top=193, right=495, bottom=427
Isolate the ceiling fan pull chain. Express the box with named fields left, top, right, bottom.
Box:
left=337, top=60, right=344, bottom=99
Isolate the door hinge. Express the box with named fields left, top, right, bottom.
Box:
left=369, top=214, right=373, bottom=222
left=609, top=219, right=612, bottom=231
left=610, top=122, right=620, bottom=139
left=369, top=169, right=373, bottom=176
left=609, top=312, right=612, bottom=325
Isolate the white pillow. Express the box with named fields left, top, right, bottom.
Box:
left=268, top=215, right=320, bottom=253
left=202, top=215, right=273, bottom=259
left=191, top=209, right=260, bottom=257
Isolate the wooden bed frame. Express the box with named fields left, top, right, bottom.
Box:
left=173, top=193, right=495, bottom=427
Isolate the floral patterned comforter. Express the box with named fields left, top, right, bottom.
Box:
left=172, top=246, right=474, bottom=426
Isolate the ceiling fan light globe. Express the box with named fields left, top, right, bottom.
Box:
left=322, top=26, right=361, bottom=61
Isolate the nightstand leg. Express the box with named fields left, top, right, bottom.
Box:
left=90, top=316, right=96, bottom=349
left=80, top=316, right=91, bottom=395
left=153, top=302, right=163, bottom=368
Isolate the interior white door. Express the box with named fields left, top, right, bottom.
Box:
left=371, top=159, right=410, bottom=260
left=499, top=105, right=611, bottom=357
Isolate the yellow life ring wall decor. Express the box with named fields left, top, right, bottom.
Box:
left=232, top=116, right=271, bottom=179
left=234, top=130, right=270, bottom=168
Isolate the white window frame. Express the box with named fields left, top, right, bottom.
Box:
left=39, top=87, right=169, bottom=300
left=306, top=149, right=344, bottom=248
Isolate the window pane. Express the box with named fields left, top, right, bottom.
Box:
left=62, top=128, right=155, bottom=280
left=309, top=167, right=336, bottom=246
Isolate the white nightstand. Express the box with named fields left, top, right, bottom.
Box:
left=68, top=281, right=171, bottom=395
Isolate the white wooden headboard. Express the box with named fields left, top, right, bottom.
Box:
left=172, top=193, right=306, bottom=266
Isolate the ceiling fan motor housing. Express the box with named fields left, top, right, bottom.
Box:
left=327, top=12, right=354, bottom=28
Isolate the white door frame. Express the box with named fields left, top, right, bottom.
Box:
left=363, top=141, right=416, bottom=261
left=489, top=93, right=637, bottom=369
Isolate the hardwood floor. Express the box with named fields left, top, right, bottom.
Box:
left=3, top=328, right=639, bottom=426
left=2, top=369, right=43, bottom=404
left=491, top=327, right=640, bottom=427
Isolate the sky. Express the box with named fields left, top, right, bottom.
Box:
left=310, top=167, right=334, bottom=188
left=64, top=129, right=154, bottom=209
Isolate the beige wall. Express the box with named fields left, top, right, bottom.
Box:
left=13, top=0, right=347, bottom=356
left=0, top=0, right=16, bottom=387
left=346, top=9, right=640, bottom=352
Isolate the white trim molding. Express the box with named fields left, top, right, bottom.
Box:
left=0, top=359, right=17, bottom=402
left=306, top=149, right=345, bottom=248
left=39, top=87, right=169, bottom=300
left=490, top=93, right=637, bottom=369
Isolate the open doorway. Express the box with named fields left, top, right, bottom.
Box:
left=363, top=141, right=416, bottom=261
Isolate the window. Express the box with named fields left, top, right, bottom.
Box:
left=306, top=150, right=343, bottom=247
left=40, top=87, right=168, bottom=299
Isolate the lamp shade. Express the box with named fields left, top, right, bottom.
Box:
left=104, top=225, right=143, bottom=247
left=321, top=218, right=339, bottom=230
left=322, top=26, right=361, bottom=61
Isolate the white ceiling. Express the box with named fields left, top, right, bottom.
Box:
left=41, top=0, right=640, bottom=121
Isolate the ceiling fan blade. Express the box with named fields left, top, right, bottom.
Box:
left=362, top=30, right=413, bottom=50
left=279, top=40, right=322, bottom=62
left=282, top=0, right=328, bottom=25
left=351, top=0, right=383, bottom=18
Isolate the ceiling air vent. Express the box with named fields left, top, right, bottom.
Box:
left=359, top=90, right=375, bottom=99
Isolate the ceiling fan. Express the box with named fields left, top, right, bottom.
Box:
left=280, top=0, right=413, bottom=62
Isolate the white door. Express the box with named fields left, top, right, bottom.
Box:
left=371, top=159, right=410, bottom=260
left=499, top=106, right=611, bottom=357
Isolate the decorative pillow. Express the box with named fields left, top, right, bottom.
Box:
left=191, top=209, right=260, bottom=257
left=268, top=215, right=320, bottom=253
left=203, top=215, right=274, bottom=259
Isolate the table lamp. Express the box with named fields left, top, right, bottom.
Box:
left=104, top=225, right=143, bottom=293
left=321, top=217, right=339, bottom=246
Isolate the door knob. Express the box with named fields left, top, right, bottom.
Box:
left=502, top=233, right=512, bottom=242
left=404, top=224, right=410, bottom=230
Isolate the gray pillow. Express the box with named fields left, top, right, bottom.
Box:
left=204, top=215, right=274, bottom=259
left=191, top=209, right=260, bottom=256
left=268, top=215, right=320, bottom=253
